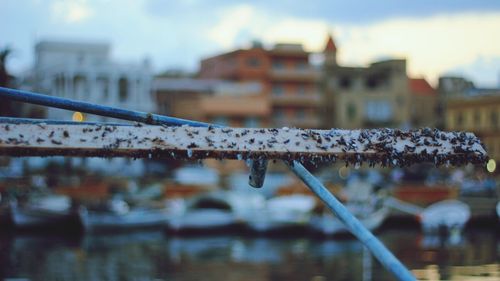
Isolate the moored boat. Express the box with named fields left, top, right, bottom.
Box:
left=310, top=203, right=389, bottom=236
left=79, top=199, right=172, bottom=232
left=10, top=194, right=81, bottom=230
left=167, top=190, right=264, bottom=233
left=246, top=194, right=316, bottom=233
left=418, top=199, right=470, bottom=235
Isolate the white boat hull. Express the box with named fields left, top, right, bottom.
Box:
left=80, top=208, right=170, bottom=232
left=246, top=195, right=316, bottom=233
left=310, top=206, right=389, bottom=236
left=247, top=211, right=311, bottom=232
left=11, top=206, right=78, bottom=228
left=167, top=190, right=264, bottom=232
left=168, top=209, right=239, bottom=231
left=10, top=195, right=79, bottom=229
left=419, top=200, right=470, bottom=234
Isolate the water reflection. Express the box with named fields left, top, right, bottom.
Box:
left=0, top=228, right=498, bottom=281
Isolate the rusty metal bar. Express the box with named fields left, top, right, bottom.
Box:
left=0, top=122, right=487, bottom=165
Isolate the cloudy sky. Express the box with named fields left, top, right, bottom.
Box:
left=2, top=0, right=500, bottom=86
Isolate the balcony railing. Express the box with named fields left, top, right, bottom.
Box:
left=271, top=93, right=322, bottom=106
left=269, top=67, right=321, bottom=81
left=273, top=116, right=321, bottom=128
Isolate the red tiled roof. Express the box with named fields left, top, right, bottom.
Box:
left=409, top=78, right=435, bottom=96
left=324, top=35, right=337, bottom=52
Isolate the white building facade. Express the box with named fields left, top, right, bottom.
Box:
left=34, top=40, right=154, bottom=121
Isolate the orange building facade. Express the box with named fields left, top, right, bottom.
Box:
left=200, top=43, right=321, bottom=128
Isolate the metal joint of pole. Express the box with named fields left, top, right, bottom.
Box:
left=248, top=159, right=268, bottom=188
left=0, top=86, right=416, bottom=281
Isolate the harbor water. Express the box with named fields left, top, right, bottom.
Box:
left=0, top=226, right=498, bottom=281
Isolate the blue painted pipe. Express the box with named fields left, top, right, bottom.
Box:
left=289, top=161, right=416, bottom=281
left=0, top=86, right=213, bottom=127
left=0, top=117, right=127, bottom=126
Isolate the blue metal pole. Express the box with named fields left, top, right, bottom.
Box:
left=289, top=161, right=416, bottom=281
left=0, top=117, right=127, bottom=126
left=0, top=86, right=213, bottom=127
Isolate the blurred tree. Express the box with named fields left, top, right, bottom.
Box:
left=0, top=47, right=18, bottom=117
left=0, top=47, right=12, bottom=86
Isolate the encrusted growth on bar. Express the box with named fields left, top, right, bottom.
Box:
left=0, top=123, right=488, bottom=167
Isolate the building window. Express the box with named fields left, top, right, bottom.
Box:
left=160, top=102, right=169, bottom=115
left=52, top=78, right=59, bottom=96
left=272, top=61, right=284, bottom=69
left=491, top=110, right=498, bottom=128
left=274, top=109, right=285, bottom=120
left=247, top=57, right=260, bottom=67
left=347, top=103, right=356, bottom=120
left=365, top=73, right=388, bottom=90
left=365, top=77, right=378, bottom=89
left=364, top=100, right=393, bottom=122
left=118, top=77, right=128, bottom=102
left=57, top=75, right=65, bottom=97
left=456, top=112, right=464, bottom=128
left=339, top=77, right=352, bottom=90
left=272, top=85, right=284, bottom=96
left=97, top=77, right=109, bottom=101
left=73, top=75, right=88, bottom=99
left=473, top=110, right=481, bottom=125
left=296, top=61, right=307, bottom=70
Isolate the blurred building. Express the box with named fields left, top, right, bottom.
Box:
left=153, top=78, right=270, bottom=127
left=438, top=76, right=475, bottom=98
left=409, top=78, right=438, bottom=128
left=199, top=42, right=321, bottom=128
left=437, top=76, right=476, bottom=129
left=322, top=35, right=413, bottom=129
left=444, top=83, right=500, bottom=162
left=28, top=40, right=154, bottom=176
left=33, top=40, right=154, bottom=121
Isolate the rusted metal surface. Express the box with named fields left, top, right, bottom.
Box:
left=0, top=122, right=488, bottom=166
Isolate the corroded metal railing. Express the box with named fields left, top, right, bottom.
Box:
left=0, top=86, right=489, bottom=281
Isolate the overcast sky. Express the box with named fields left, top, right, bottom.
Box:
left=2, top=0, right=500, bottom=86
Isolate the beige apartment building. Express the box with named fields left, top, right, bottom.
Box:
left=321, top=35, right=437, bottom=130
left=322, top=35, right=412, bottom=129
left=445, top=89, right=500, bottom=162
